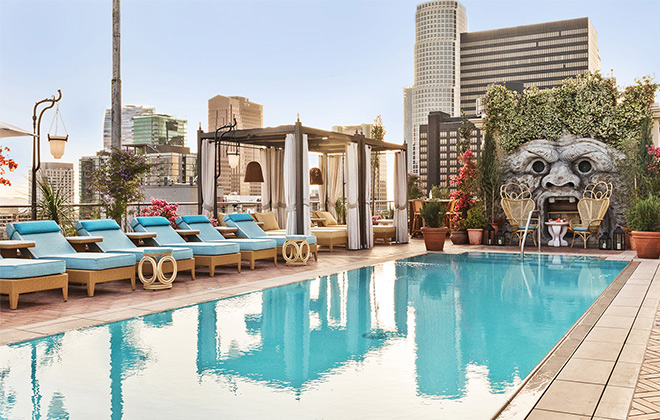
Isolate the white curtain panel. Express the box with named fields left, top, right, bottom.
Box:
left=318, top=154, right=327, bottom=211
left=346, top=143, right=360, bottom=249
left=394, top=151, right=409, bottom=243
left=302, top=134, right=311, bottom=236
left=260, top=148, right=271, bottom=213
left=283, top=134, right=310, bottom=235
left=284, top=134, right=297, bottom=235
left=327, top=155, right=342, bottom=218
left=270, top=148, right=286, bottom=226
left=364, top=145, right=374, bottom=248
left=201, top=139, right=216, bottom=218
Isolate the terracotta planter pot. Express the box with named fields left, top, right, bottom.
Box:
left=467, top=228, right=484, bottom=245
left=422, top=227, right=449, bottom=251
left=631, top=231, right=660, bottom=259
left=450, top=230, right=468, bottom=245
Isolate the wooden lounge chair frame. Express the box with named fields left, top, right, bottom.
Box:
left=195, top=253, right=242, bottom=276
left=0, top=273, right=68, bottom=310
left=240, top=248, right=277, bottom=270
left=67, top=266, right=136, bottom=297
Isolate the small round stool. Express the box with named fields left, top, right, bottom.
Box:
left=138, top=249, right=177, bottom=290
left=282, top=238, right=310, bottom=266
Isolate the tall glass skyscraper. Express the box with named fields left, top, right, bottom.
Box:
left=406, top=0, right=467, bottom=175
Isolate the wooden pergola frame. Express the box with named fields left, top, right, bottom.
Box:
left=197, top=120, right=406, bottom=249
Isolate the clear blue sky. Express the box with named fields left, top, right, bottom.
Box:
left=1, top=0, right=658, bottom=203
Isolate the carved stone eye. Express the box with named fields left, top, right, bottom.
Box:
left=577, top=160, right=592, bottom=173
left=532, top=160, right=546, bottom=174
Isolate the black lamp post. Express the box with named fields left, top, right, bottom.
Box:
left=31, top=90, right=63, bottom=220
left=212, top=118, right=237, bottom=217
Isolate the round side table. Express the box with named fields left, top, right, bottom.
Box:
left=138, top=249, right=177, bottom=290
left=546, top=221, right=569, bottom=247
left=282, top=238, right=310, bottom=266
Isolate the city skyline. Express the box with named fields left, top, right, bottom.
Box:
left=1, top=0, right=658, bottom=203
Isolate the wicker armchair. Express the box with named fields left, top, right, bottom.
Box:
left=569, top=182, right=612, bottom=248
left=500, top=183, right=538, bottom=246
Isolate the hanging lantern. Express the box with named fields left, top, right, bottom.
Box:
left=244, top=161, right=264, bottom=183
left=613, top=226, right=625, bottom=251
left=48, top=134, right=68, bottom=159
left=47, top=102, right=68, bottom=159
left=310, top=167, right=323, bottom=185
left=483, top=224, right=495, bottom=245
left=495, top=231, right=506, bottom=246
left=227, top=149, right=240, bottom=169
left=599, top=232, right=611, bottom=250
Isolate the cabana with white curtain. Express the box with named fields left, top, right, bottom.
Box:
left=197, top=120, right=408, bottom=250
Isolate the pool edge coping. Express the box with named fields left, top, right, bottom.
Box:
left=494, top=258, right=657, bottom=419
left=0, top=247, right=430, bottom=346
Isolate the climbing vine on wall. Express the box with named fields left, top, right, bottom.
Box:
left=484, top=72, right=658, bottom=152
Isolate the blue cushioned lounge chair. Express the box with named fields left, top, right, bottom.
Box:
left=175, top=215, right=277, bottom=270
left=223, top=213, right=318, bottom=260
left=75, top=219, right=196, bottom=279
left=0, top=254, right=67, bottom=309
left=130, top=216, right=241, bottom=276
left=6, top=221, right=136, bottom=297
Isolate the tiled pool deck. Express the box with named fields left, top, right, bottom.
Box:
left=1, top=239, right=658, bottom=419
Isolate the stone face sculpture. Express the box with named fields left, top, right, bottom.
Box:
left=501, top=134, right=624, bottom=236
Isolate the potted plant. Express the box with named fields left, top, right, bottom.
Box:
left=420, top=200, right=449, bottom=251
left=626, top=194, right=660, bottom=259
left=464, top=206, right=488, bottom=245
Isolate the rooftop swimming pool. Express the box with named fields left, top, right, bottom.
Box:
left=0, top=253, right=628, bottom=419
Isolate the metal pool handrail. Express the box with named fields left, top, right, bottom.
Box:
left=520, top=209, right=541, bottom=259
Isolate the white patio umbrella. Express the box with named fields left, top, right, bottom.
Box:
left=0, top=121, right=35, bottom=138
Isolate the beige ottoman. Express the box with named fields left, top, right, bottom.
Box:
left=313, top=229, right=347, bottom=252
left=373, top=225, right=396, bottom=244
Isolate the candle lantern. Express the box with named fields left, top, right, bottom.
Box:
left=483, top=224, right=495, bottom=245
left=613, top=226, right=625, bottom=251
left=599, top=232, right=611, bottom=250
left=495, top=231, right=506, bottom=246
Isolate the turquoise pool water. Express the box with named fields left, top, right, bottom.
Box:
left=0, top=253, right=627, bottom=419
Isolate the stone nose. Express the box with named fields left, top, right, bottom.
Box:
left=542, top=161, right=580, bottom=189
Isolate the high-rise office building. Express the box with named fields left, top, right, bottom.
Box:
left=102, top=105, right=154, bottom=149
left=332, top=124, right=389, bottom=212
left=460, top=17, right=600, bottom=114
left=403, top=86, right=414, bottom=169
left=133, top=114, right=187, bottom=147
left=420, top=112, right=481, bottom=192
left=29, top=162, right=75, bottom=204
left=208, top=95, right=264, bottom=196
left=408, top=0, right=467, bottom=176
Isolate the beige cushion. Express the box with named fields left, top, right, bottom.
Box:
left=254, top=212, right=280, bottom=231
left=216, top=212, right=228, bottom=227
left=316, top=211, right=338, bottom=226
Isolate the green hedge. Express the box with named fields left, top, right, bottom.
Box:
left=484, top=72, right=658, bottom=152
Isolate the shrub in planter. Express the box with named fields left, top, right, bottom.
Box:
left=420, top=200, right=449, bottom=251
left=626, top=195, right=660, bottom=259
left=464, top=206, right=488, bottom=245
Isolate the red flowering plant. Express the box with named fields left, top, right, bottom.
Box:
left=138, top=197, right=180, bottom=228
left=0, top=146, right=18, bottom=186
left=449, top=149, right=477, bottom=229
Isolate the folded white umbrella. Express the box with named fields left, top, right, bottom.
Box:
left=0, top=121, right=36, bottom=138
